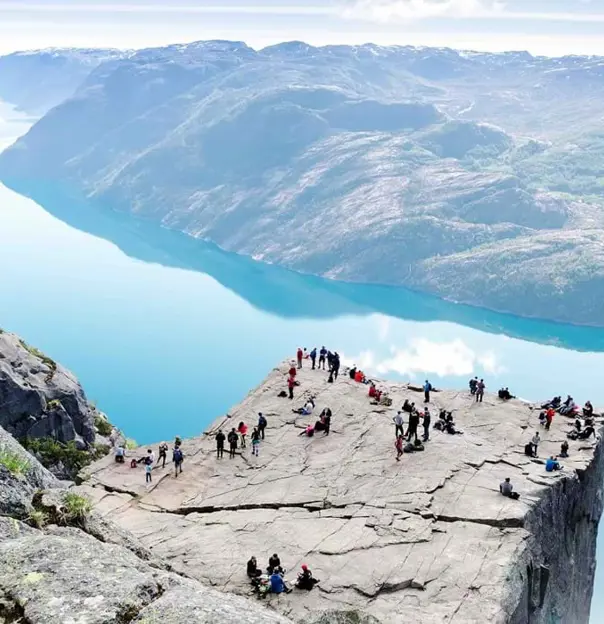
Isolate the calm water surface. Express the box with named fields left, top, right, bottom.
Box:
left=1, top=103, right=603, bottom=620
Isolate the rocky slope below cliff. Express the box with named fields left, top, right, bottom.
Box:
left=81, top=362, right=604, bottom=623
left=2, top=41, right=604, bottom=324
left=0, top=330, right=115, bottom=478
left=0, top=425, right=295, bottom=624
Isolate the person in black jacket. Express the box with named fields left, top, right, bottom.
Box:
left=267, top=553, right=284, bottom=574
left=295, top=564, right=319, bottom=590
left=215, top=429, right=225, bottom=459
left=247, top=556, right=262, bottom=578
left=407, top=410, right=420, bottom=443
left=227, top=428, right=238, bottom=459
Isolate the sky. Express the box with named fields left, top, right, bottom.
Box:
left=1, top=0, right=604, bottom=56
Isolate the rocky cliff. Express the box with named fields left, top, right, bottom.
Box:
left=80, top=362, right=604, bottom=623
left=0, top=330, right=114, bottom=478
left=0, top=425, right=294, bottom=624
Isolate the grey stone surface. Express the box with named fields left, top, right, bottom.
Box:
left=0, top=426, right=60, bottom=519
left=0, top=331, right=96, bottom=447
left=84, top=362, right=604, bottom=623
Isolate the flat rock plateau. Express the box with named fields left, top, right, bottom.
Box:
left=81, top=362, right=604, bottom=624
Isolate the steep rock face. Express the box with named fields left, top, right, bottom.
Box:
left=0, top=425, right=294, bottom=624
left=81, top=363, right=604, bottom=623
left=0, top=330, right=96, bottom=447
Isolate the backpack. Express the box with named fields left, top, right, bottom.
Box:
left=259, top=415, right=267, bottom=428
left=173, top=448, right=183, bottom=463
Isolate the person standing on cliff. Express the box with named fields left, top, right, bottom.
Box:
left=531, top=431, right=540, bottom=456
left=228, top=428, right=239, bottom=458
left=310, top=347, right=317, bottom=369
left=157, top=442, right=168, bottom=468
left=469, top=376, right=478, bottom=395
left=422, top=407, right=431, bottom=442
left=251, top=427, right=260, bottom=456
left=288, top=374, right=295, bottom=400
left=393, top=411, right=405, bottom=438
left=258, top=412, right=267, bottom=440
left=145, top=461, right=152, bottom=484
left=545, top=407, right=555, bottom=431
left=476, top=379, right=485, bottom=403
left=395, top=434, right=404, bottom=461
left=424, top=380, right=432, bottom=403
left=318, top=346, right=327, bottom=370
left=332, top=352, right=341, bottom=380
left=215, top=429, right=225, bottom=459
left=297, top=347, right=303, bottom=369
left=407, top=409, right=420, bottom=443
left=238, top=421, right=248, bottom=448
left=173, top=445, right=184, bottom=477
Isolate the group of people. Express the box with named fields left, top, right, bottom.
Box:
left=247, top=553, right=319, bottom=597
left=215, top=413, right=268, bottom=459
left=114, top=439, right=184, bottom=482
left=299, top=406, right=332, bottom=437
left=468, top=377, right=486, bottom=402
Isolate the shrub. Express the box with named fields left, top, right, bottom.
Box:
left=46, top=399, right=62, bottom=410
left=27, top=510, right=47, bottom=529
left=124, top=438, right=138, bottom=450
left=92, top=443, right=110, bottom=461
left=20, top=438, right=91, bottom=474
left=94, top=415, right=113, bottom=437
left=62, top=492, right=92, bottom=524
left=0, top=447, right=29, bottom=476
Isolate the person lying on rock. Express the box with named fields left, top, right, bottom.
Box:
left=560, top=441, right=570, bottom=458
left=545, top=456, right=562, bottom=472
left=267, top=554, right=284, bottom=575
left=247, top=556, right=262, bottom=578
left=500, top=477, right=520, bottom=500
left=299, top=424, right=315, bottom=437
left=295, top=564, right=319, bottom=590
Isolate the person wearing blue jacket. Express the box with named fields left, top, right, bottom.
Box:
left=545, top=456, right=562, bottom=472
left=270, top=570, right=291, bottom=594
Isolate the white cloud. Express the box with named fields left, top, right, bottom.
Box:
left=341, top=337, right=505, bottom=380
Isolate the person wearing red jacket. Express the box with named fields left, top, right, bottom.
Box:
left=237, top=421, right=248, bottom=448
left=297, top=347, right=303, bottom=369
left=545, top=408, right=555, bottom=431
left=288, top=375, right=295, bottom=400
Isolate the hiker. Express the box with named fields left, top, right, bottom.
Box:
left=320, top=407, right=332, bottom=435
left=114, top=445, right=125, bottom=463
left=531, top=432, right=540, bottom=456
left=288, top=375, right=295, bottom=400
left=407, top=410, right=420, bottom=443
left=296, top=564, right=319, bottom=590
left=395, top=434, right=404, bottom=461
left=310, top=347, right=317, bottom=369
left=247, top=556, right=262, bottom=578
left=251, top=427, right=261, bottom=456
left=469, top=377, right=478, bottom=395
left=288, top=363, right=297, bottom=379
left=319, top=346, right=327, bottom=370
left=476, top=379, right=485, bottom=403
left=173, top=445, right=184, bottom=477
left=538, top=411, right=547, bottom=427
left=500, top=477, right=519, bottom=500
left=267, top=553, right=284, bottom=575
left=215, top=429, right=225, bottom=459
left=157, top=442, right=168, bottom=468
left=296, top=347, right=303, bottom=369
left=545, top=408, right=555, bottom=431
left=270, top=570, right=291, bottom=594
left=227, top=428, right=239, bottom=458
left=422, top=408, right=431, bottom=442
left=349, top=365, right=357, bottom=380
left=424, top=380, right=432, bottom=403
left=560, top=440, right=569, bottom=458
left=258, top=412, right=267, bottom=440
left=332, top=353, right=340, bottom=380
left=583, top=401, right=594, bottom=417
left=145, top=461, right=152, bottom=484
left=545, top=456, right=562, bottom=472
left=393, top=411, right=405, bottom=438
left=238, top=421, right=248, bottom=448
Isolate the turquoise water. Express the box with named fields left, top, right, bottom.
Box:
left=1, top=104, right=604, bottom=619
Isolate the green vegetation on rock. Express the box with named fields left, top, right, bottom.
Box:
left=20, top=437, right=109, bottom=476
left=0, top=446, right=29, bottom=476
left=94, top=415, right=113, bottom=437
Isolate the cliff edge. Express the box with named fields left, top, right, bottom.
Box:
left=81, top=363, right=604, bottom=623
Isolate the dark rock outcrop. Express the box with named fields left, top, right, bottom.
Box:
left=0, top=330, right=95, bottom=447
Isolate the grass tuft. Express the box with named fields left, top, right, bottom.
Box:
left=0, top=446, right=29, bottom=476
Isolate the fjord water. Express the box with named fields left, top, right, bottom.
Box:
left=1, top=104, right=604, bottom=619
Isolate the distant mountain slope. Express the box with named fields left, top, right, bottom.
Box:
left=0, top=48, right=126, bottom=114
left=1, top=40, right=604, bottom=325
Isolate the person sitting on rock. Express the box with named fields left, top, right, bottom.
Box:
left=299, top=424, right=315, bottom=437
left=559, top=396, right=574, bottom=415
left=545, top=456, right=562, bottom=472
left=267, top=554, right=284, bottom=575
left=578, top=426, right=596, bottom=440
left=247, top=556, right=262, bottom=578
left=538, top=411, right=547, bottom=427
left=295, top=564, right=319, bottom=590
left=498, top=387, right=514, bottom=401
left=583, top=401, right=594, bottom=417
left=368, top=382, right=378, bottom=398
left=349, top=365, right=357, bottom=380
left=500, top=477, right=520, bottom=500
left=524, top=442, right=535, bottom=457
left=403, top=400, right=413, bottom=413
left=292, top=398, right=315, bottom=416
left=114, top=445, right=126, bottom=463
left=354, top=369, right=365, bottom=383
left=270, top=569, right=291, bottom=594
left=560, top=441, right=570, bottom=458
